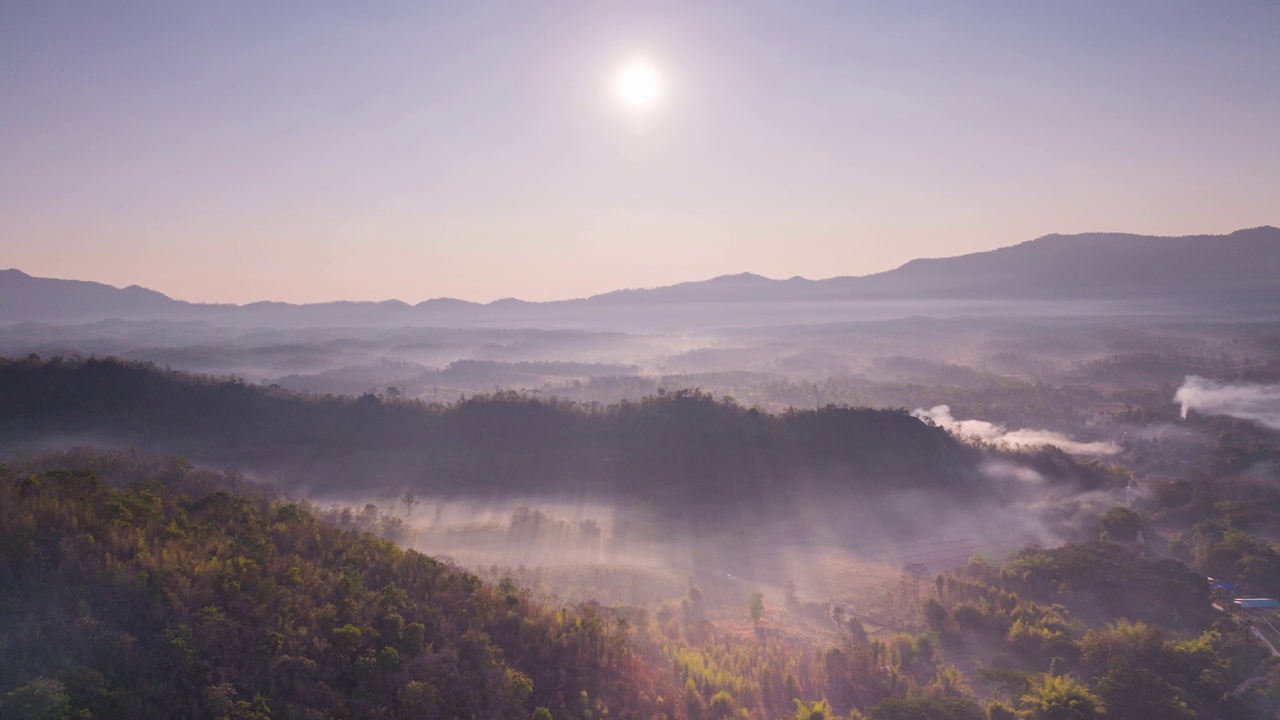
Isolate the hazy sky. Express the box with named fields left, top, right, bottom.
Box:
left=3, top=1, right=1277, bottom=304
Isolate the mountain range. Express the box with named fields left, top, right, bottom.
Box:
left=4, top=227, right=1277, bottom=328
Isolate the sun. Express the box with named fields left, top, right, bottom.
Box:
left=615, top=61, right=662, bottom=109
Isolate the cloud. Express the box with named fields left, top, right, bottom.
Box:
left=912, top=405, right=1119, bottom=455
left=1175, top=376, right=1280, bottom=430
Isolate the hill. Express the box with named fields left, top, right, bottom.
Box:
left=0, top=356, right=983, bottom=508
left=0, top=456, right=665, bottom=719
left=6, top=450, right=1276, bottom=720
left=848, top=226, right=1280, bottom=302
left=4, top=227, right=1277, bottom=327
left=0, top=356, right=1131, bottom=580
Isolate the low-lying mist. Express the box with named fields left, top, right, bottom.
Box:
left=912, top=404, right=1120, bottom=455
left=2, top=424, right=1132, bottom=645
left=9, top=315, right=1277, bottom=414
left=1177, top=375, right=1280, bottom=431
left=8, top=312, right=1278, bottom=640
left=293, top=445, right=1127, bottom=621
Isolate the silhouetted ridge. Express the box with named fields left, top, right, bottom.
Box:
left=3, top=226, right=1276, bottom=326
left=857, top=226, right=1280, bottom=298
left=0, top=357, right=983, bottom=514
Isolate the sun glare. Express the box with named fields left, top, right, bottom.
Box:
left=615, top=61, right=662, bottom=109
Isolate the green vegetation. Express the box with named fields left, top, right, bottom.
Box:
left=1147, top=475, right=1280, bottom=599
left=927, top=549, right=1271, bottom=719
left=5, top=347, right=1280, bottom=718
left=0, top=457, right=664, bottom=719
left=9, top=449, right=1280, bottom=718
left=4, top=451, right=1023, bottom=719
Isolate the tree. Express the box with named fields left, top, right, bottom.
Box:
left=867, top=696, right=984, bottom=720
left=1019, top=674, right=1104, bottom=720
left=1095, top=659, right=1193, bottom=720
left=401, top=488, right=419, bottom=518
left=684, top=580, right=705, bottom=622
left=0, top=678, right=74, bottom=720
left=987, top=701, right=1017, bottom=720
left=923, top=598, right=948, bottom=631
left=793, top=699, right=831, bottom=720
left=784, top=581, right=800, bottom=612
left=396, top=681, right=443, bottom=717
left=708, top=690, right=744, bottom=719
left=1098, top=506, right=1141, bottom=543
left=750, top=591, right=765, bottom=630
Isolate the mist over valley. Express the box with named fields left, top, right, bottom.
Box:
left=5, top=227, right=1280, bottom=718
left=4, top=2, right=1280, bottom=711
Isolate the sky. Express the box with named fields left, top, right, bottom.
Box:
left=2, top=1, right=1278, bottom=304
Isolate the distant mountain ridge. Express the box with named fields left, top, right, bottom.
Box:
left=4, top=226, right=1277, bottom=327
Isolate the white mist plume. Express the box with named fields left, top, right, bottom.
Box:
left=912, top=404, right=1119, bottom=455
left=1176, top=376, right=1280, bottom=430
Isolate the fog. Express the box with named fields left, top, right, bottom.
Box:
left=1177, top=375, right=1280, bottom=431
left=8, top=314, right=1276, bottom=412
left=5, top=307, right=1280, bottom=641
left=913, top=404, right=1120, bottom=455
left=4, top=3, right=1278, bottom=707
left=283, top=447, right=1129, bottom=617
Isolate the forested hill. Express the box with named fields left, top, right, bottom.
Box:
left=0, top=458, right=662, bottom=719
left=6, top=451, right=1277, bottom=719
left=0, top=357, right=982, bottom=511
